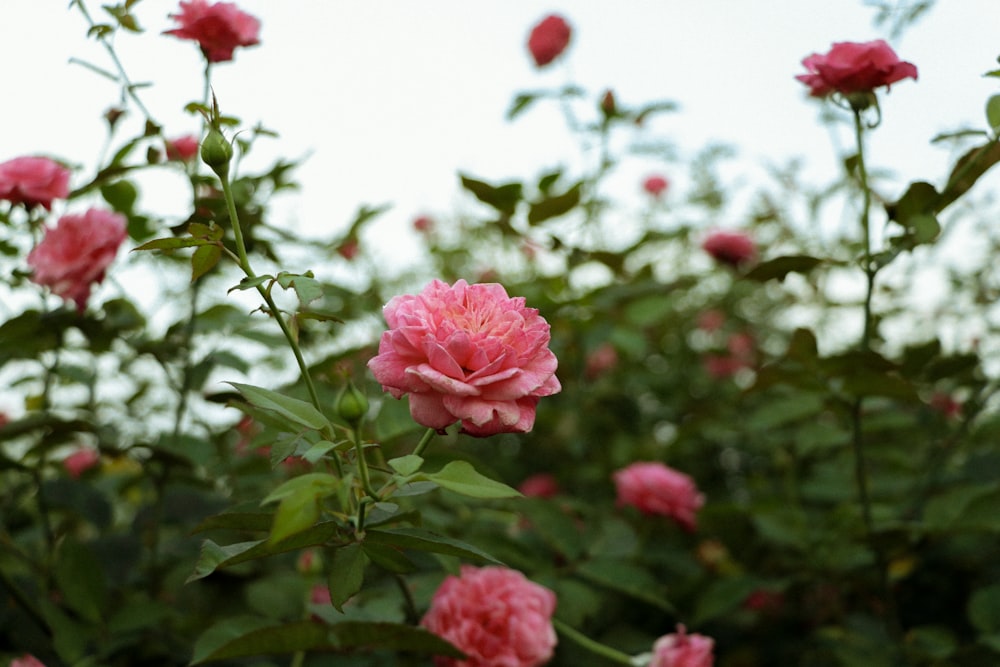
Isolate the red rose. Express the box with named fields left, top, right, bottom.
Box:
left=165, top=134, right=200, bottom=162
left=796, top=40, right=917, bottom=98
left=527, top=15, right=571, bottom=68
left=27, top=208, right=128, bottom=311
left=643, top=174, right=670, bottom=198
left=702, top=230, right=756, bottom=268
left=0, top=156, right=71, bottom=211
left=164, top=0, right=261, bottom=63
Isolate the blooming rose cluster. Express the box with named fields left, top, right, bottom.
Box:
left=164, top=0, right=261, bottom=63
left=613, top=461, right=704, bottom=531
left=796, top=40, right=917, bottom=98
left=649, top=625, right=715, bottom=667
left=527, top=14, right=571, bottom=68
left=368, top=279, right=560, bottom=436
left=27, top=208, right=128, bottom=311
left=0, top=156, right=70, bottom=211
left=421, top=565, right=557, bottom=667
left=702, top=230, right=755, bottom=268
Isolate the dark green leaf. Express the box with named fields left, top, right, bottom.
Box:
left=744, top=255, right=823, bottom=282
left=365, top=527, right=502, bottom=564
left=228, top=382, right=329, bottom=431
left=327, top=543, right=369, bottom=612
left=527, top=183, right=581, bottom=224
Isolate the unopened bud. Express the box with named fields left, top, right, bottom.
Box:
left=200, top=127, right=233, bottom=176
left=600, top=89, right=617, bottom=119
left=336, top=380, right=369, bottom=426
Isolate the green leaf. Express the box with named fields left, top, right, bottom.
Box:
left=987, top=94, right=1000, bottom=133
left=420, top=461, right=521, bottom=499
left=365, top=527, right=502, bottom=564
left=100, top=179, right=138, bottom=213
left=228, top=274, right=273, bottom=293
left=276, top=271, right=322, bottom=305
left=576, top=558, right=674, bottom=612
left=193, top=512, right=274, bottom=534
left=527, top=182, right=582, bottom=224
left=506, top=92, right=538, bottom=120
left=388, top=454, right=424, bottom=477
left=261, top=473, right=341, bottom=506
left=327, top=543, right=369, bottom=612
left=692, top=576, right=763, bottom=626
left=744, top=255, right=822, bottom=282
left=191, top=619, right=463, bottom=664
left=937, top=140, right=1000, bottom=213
left=969, top=584, right=1000, bottom=634
left=191, top=244, right=221, bottom=281
left=132, top=236, right=216, bottom=252
left=361, top=542, right=416, bottom=574
left=54, top=539, right=108, bottom=623
left=228, top=382, right=329, bottom=431
left=459, top=174, right=522, bottom=215
left=302, top=439, right=346, bottom=463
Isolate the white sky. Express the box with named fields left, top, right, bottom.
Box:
left=3, top=2, right=1000, bottom=266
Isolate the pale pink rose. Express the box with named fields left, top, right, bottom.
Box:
left=585, top=342, right=618, bottom=380
left=527, top=15, right=571, bottom=68
left=11, top=655, right=46, bottom=667
left=796, top=40, right=917, bottom=98
left=64, top=447, right=100, bottom=478
left=702, top=230, right=755, bottom=268
left=27, top=208, right=128, bottom=311
left=0, top=156, right=71, bottom=211
left=164, top=0, right=261, bottom=63
left=165, top=134, right=200, bottom=161
left=518, top=473, right=560, bottom=499
left=421, top=565, right=557, bottom=667
left=650, top=625, right=715, bottom=667
left=367, top=279, right=561, bottom=436
left=643, top=175, right=669, bottom=198
left=613, top=462, right=704, bottom=531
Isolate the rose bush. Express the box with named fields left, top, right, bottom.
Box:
left=421, top=565, right=558, bottom=667
left=368, top=279, right=561, bottom=436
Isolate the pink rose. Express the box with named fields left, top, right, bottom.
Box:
left=518, top=473, right=560, bottom=498
left=650, top=625, right=715, bottom=667
left=413, top=215, right=434, bottom=233
left=796, top=40, right=917, bottom=98
left=527, top=15, right=571, bottom=68
left=613, top=462, right=704, bottom=531
left=421, top=565, right=557, bottom=667
left=702, top=230, right=755, bottom=268
left=0, top=156, right=71, bottom=211
left=643, top=175, right=669, bottom=198
left=11, top=656, right=46, bottom=667
left=64, top=447, right=100, bottom=478
left=164, top=0, right=261, bottom=63
left=27, top=208, right=128, bottom=311
left=165, top=134, right=200, bottom=161
left=695, top=310, right=726, bottom=333
left=367, top=279, right=560, bottom=436
left=585, top=342, right=618, bottom=380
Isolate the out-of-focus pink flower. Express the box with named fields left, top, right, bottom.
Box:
left=0, top=412, right=9, bottom=428
left=702, top=230, right=756, bottom=268
left=421, top=565, right=557, bottom=667
left=0, top=156, right=71, bottom=211
left=585, top=342, right=619, bottom=379
left=650, top=625, right=715, bottom=667
left=613, top=461, right=704, bottom=531
left=704, top=333, right=755, bottom=379
left=413, top=215, right=434, bottom=233
left=527, top=15, right=571, bottom=68
left=367, top=279, right=561, bottom=436
left=165, top=135, right=200, bottom=162
left=696, top=310, right=726, bottom=333
left=643, top=175, right=670, bottom=198
left=27, top=208, right=128, bottom=311
left=164, top=0, right=261, bottom=63
left=337, top=239, right=359, bottom=261
left=796, top=40, right=917, bottom=98
left=744, top=588, right=785, bottom=614
left=64, top=447, right=100, bottom=478
left=310, top=583, right=332, bottom=606
left=929, top=392, right=962, bottom=419
left=11, top=655, right=47, bottom=667
left=519, top=473, right=560, bottom=499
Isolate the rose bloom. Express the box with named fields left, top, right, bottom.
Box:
left=585, top=342, right=618, bottom=380
left=702, top=230, right=755, bottom=268
left=165, top=134, right=200, bottom=161
left=27, top=208, right=128, bottom=311
left=643, top=175, right=670, bottom=198
left=367, top=279, right=560, bottom=436
left=64, top=447, right=101, bottom=478
left=413, top=215, right=434, bottom=233
left=649, top=625, right=715, bottom=667
left=695, top=309, right=726, bottom=333
left=164, top=0, right=261, bottom=63
left=421, top=565, right=557, bottom=667
left=796, top=40, right=917, bottom=98
left=527, top=14, right=571, bottom=68
left=518, top=473, right=560, bottom=499
left=0, top=156, right=71, bottom=210
left=613, top=462, right=705, bottom=531
left=11, top=656, right=46, bottom=667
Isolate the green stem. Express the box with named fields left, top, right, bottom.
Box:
left=412, top=428, right=437, bottom=458
left=853, top=109, right=875, bottom=351
left=552, top=617, right=635, bottom=666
